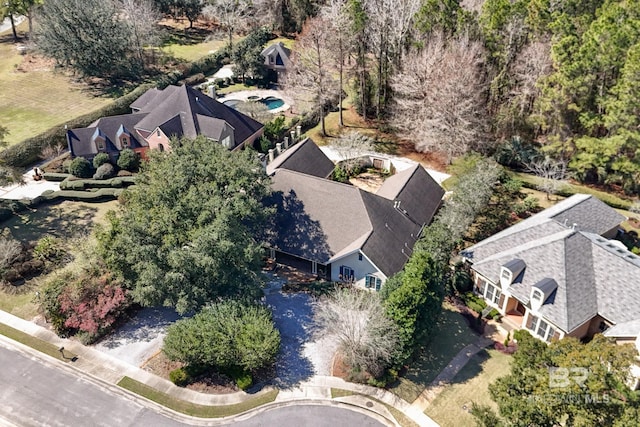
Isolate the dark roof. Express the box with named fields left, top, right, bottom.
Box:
left=360, top=191, right=423, bottom=276
left=266, top=138, right=335, bottom=178
left=130, top=87, right=162, bottom=111
left=261, top=42, right=292, bottom=68
left=134, top=85, right=263, bottom=147
left=67, top=113, right=148, bottom=158
left=267, top=167, right=441, bottom=276
left=377, top=164, right=445, bottom=225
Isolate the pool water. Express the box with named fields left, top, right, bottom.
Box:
left=260, top=97, right=285, bottom=110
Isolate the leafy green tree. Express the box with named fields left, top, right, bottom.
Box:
left=116, top=148, right=139, bottom=171
left=163, top=300, right=280, bottom=372
left=477, top=331, right=639, bottom=427
left=230, top=27, right=270, bottom=82
left=92, top=153, right=110, bottom=169
left=97, top=136, right=271, bottom=314
left=383, top=251, right=445, bottom=363
left=69, top=157, right=92, bottom=178
left=36, top=0, right=131, bottom=78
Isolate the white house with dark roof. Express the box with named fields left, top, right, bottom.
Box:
left=67, top=85, right=264, bottom=161
left=261, top=42, right=291, bottom=83
left=461, top=194, right=640, bottom=351
left=264, top=138, right=445, bottom=289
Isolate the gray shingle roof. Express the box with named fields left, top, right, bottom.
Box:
left=466, top=195, right=639, bottom=335
left=266, top=138, right=335, bottom=178
left=68, top=113, right=148, bottom=158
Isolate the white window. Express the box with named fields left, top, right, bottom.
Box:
left=484, top=283, right=502, bottom=306
left=121, top=136, right=129, bottom=147
left=339, top=266, right=354, bottom=282
left=528, top=315, right=556, bottom=342
left=95, top=137, right=105, bottom=151
left=222, top=135, right=232, bottom=148
left=531, top=289, right=543, bottom=302
left=501, top=269, right=511, bottom=281
left=365, top=275, right=382, bottom=291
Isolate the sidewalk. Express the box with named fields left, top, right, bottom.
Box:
left=0, top=309, right=437, bottom=426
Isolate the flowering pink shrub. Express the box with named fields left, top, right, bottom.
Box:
left=58, top=274, right=129, bottom=335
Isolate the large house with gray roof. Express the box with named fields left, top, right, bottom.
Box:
left=461, top=194, right=640, bottom=349
left=264, top=138, right=445, bottom=289
left=66, top=85, right=264, bottom=162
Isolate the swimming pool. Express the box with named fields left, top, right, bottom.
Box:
left=260, top=96, right=285, bottom=110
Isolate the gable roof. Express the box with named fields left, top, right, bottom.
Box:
left=134, top=85, right=263, bottom=147
left=261, top=42, right=292, bottom=67
left=377, top=164, right=445, bottom=225
left=465, top=195, right=639, bottom=334
left=266, top=138, right=335, bottom=178
left=67, top=113, right=148, bottom=158
left=267, top=167, right=441, bottom=276
left=129, top=87, right=162, bottom=111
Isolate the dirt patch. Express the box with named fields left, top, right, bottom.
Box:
left=331, top=352, right=349, bottom=379
left=16, top=53, right=55, bottom=73
left=350, top=172, right=384, bottom=193
left=142, top=351, right=239, bottom=394
left=396, top=140, right=449, bottom=173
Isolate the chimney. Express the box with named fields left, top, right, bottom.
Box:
left=268, top=149, right=275, bottom=163
left=572, top=223, right=578, bottom=230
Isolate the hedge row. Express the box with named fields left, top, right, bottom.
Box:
left=59, top=176, right=136, bottom=190
left=0, top=83, right=155, bottom=169
left=43, top=172, right=72, bottom=182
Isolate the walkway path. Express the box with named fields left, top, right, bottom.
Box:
left=408, top=336, right=494, bottom=413
left=0, top=309, right=437, bottom=426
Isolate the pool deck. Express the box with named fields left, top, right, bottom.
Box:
left=216, top=89, right=292, bottom=114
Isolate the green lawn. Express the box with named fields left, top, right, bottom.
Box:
left=426, top=349, right=511, bottom=427
left=390, top=306, right=479, bottom=403
left=117, top=376, right=278, bottom=417
left=0, top=23, right=112, bottom=146
left=162, top=36, right=236, bottom=62
left=0, top=323, right=77, bottom=362
left=0, top=200, right=118, bottom=319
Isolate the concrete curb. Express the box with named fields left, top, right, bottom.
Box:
left=0, top=309, right=438, bottom=426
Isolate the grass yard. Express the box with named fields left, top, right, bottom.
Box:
left=0, top=24, right=112, bottom=146
left=426, top=349, right=511, bottom=427
left=117, top=376, right=278, bottom=418
left=0, top=200, right=118, bottom=319
left=390, top=305, right=479, bottom=403
left=2, top=200, right=118, bottom=243
left=0, top=323, right=77, bottom=362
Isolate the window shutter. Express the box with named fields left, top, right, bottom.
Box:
left=365, top=276, right=371, bottom=288
left=375, top=278, right=381, bottom=291
left=526, top=314, right=535, bottom=330
left=498, top=293, right=505, bottom=308
left=339, top=266, right=344, bottom=276
left=552, top=330, right=561, bottom=342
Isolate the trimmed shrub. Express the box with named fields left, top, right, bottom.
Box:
left=117, top=169, right=133, bottom=177
left=43, top=172, right=72, bottom=182
left=183, top=73, right=206, bottom=86
left=62, top=159, right=72, bottom=174
left=169, top=368, right=191, bottom=387
left=60, top=180, right=86, bottom=190
left=116, top=149, right=139, bottom=171
left=69, top=157, right=92, bottom=178
left=92, top=153, right=111, bottom=169
left=223, top=366, right=252, bottom=390
left=93, top=163, right=115, bottom=180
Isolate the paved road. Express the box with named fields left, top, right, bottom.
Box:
left=0, top=342, right=385, bottom=427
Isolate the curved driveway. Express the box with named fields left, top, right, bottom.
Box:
left=0, top=341, right=385, bottom=427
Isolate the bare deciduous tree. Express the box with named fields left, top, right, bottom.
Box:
left=283, top=16, right=337, bottom=136
left=332, top=131, right=373, bottom=173
left=0, top=237, right=21, bottom=272
left=511, top=40, right=553, bottom=117
left=315, top=288, right=399, bottom=377
left=390, top=33, right=488, bottom=163
left=525, top=156, right=569, bottom=200
left=203, top=0, right=253, bottom=48
left=119, top=0, right=163, bottom=68
left=39, top=143, right=67, bottom=161
left=235, top=101, right=271, bottom=124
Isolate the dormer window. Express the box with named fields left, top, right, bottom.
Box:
left=530, top=278, right=558, bottom=312
left=500, top=259, right=526, bottom=290
left=95, top=137, right=105, bottom=151
left=531, top=289, right=543, bottom=302
left=501, top=269, right=511, bottom=281
left=121, top=136, right=129, bottom=147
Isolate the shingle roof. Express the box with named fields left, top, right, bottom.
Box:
left=130, top=87, right=162, bottom=111
left=67, top=113, right=148, bottom=158
left=377, top=164, right=444, bottom=225
left=261, top=42, right=292, bottom=68
left=466, top=195, right=639, bottom=334
left=266, top=166, right=440, bottom=276
left=267, top=170, right=372, bottom=264
left=134, top=85, right=263, bottom=147
left=266, top=138, right=335, bottom=178
left=603, top=318, right=640, bottom=338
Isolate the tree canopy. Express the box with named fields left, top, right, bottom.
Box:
left=97, top=136, right=272, bottom=314
left=474, top=331, right=639, bottom=427
left=163, top=299, right=280, bottom=372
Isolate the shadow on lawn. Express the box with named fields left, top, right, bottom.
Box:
left=1, top=201, right=101, bottom=242
left=449, top=349, right=491, bottom=385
